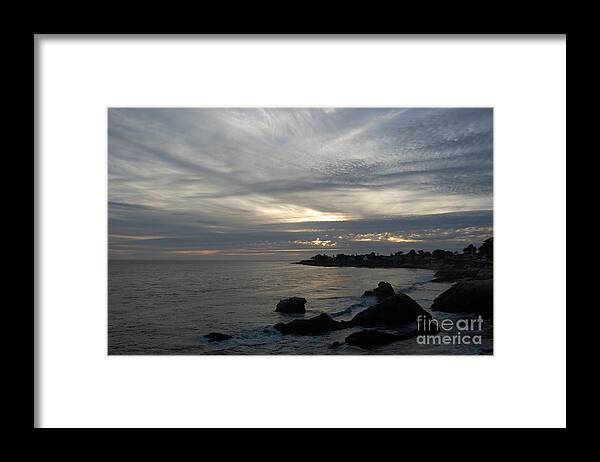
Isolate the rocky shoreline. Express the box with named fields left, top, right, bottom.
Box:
left=205, top=238, right=493, bottom=352
left=206, top=275, right=493, bottom=351
left=297, top=237, right=493, bottom=284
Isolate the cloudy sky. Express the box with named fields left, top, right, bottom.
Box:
left=108, top=108, right=493, bottom=259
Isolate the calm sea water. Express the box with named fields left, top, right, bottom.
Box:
left=108, top=260, right=493, bottom=355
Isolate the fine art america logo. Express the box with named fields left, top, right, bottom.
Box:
left=416, top=315, right=484, bottom=345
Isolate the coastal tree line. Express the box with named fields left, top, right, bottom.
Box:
left=305, top=237, right=493, bottom=268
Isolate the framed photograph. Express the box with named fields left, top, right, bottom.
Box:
left=108, top=107, right=494, bottom=355
left=35, top=34, right=566, bottom=428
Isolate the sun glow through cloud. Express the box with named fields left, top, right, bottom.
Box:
left=349, top=232, right=424, bottom=243
left=256, top=204, right=355, bottom=223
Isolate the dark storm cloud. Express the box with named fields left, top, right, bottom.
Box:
left=108, top=108, right=492, bottom=258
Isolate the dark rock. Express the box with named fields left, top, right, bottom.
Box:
left=329, top=341, right=343, bottom=349
left=274, top=313, right=342, bottom=335
left=430, top=279, right=493, bottom=318
left=204, top=332, right=232, bottom=342
left=362, top=281, right=395, bottom=300
left=274, top=290, right=431, bottom=335
left=350, top=293, right=431, bottom=327
left=275, top=296, right=307, bottom=313
left=345, top=321, right=440, bottom=349
left=345, top=329, right=402, bottom=348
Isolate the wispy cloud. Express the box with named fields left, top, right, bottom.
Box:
left=109, top=108, right=492, bottom=258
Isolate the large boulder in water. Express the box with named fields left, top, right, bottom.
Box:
left=345, top=329, right=402, bottom=348
left=430, top=279, right=493, bottom=318
left=275, top=296, right=307, bottom=313
left=344, top=326, right=435, bottom=349
left=274, top=313, right=342, bottom=335
left=350, top=293, right=430, bottom=327
left=363, top=281, right=395, bottom=300
left=274, top=290, right=430, bottom=335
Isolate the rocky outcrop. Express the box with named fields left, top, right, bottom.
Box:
left=204, top=332, right=232, bottom=342
left=363, top=281, right=395, bottom=300
left=430, top=279, right=493, bottom=318
left=344, top=324, right=437, bottom=349
left=275, top=296, right=307, bottom=313
left=349, top=293, right=431, bottom=327
left=275, top=291, right=431, bottom=335
left=274, top=313, right=343, bottom=335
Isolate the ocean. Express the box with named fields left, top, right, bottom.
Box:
left=108, top=260, right=493, bottom=355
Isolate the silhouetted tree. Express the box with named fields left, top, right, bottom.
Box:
left=432, top=249, right=453, bottom=259
left=478, top=237, right=493, bottom=258
left=463, top=244, right=477, bottom=255
left=312, top=254, right=331, bottom=262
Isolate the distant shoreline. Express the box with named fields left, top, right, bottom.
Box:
left=295, top=238, right=493, bottom=283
